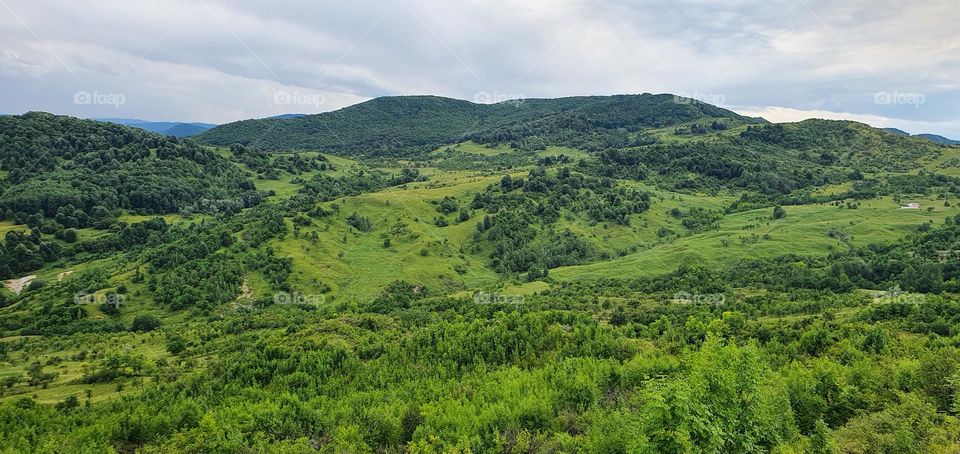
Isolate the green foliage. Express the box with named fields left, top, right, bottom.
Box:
left=774, top=205, right=787, bottom=219
left=346, top=212, right=373, bottom=232
left=130, top=314, right=161, bottom=332
left=5, top=96, right=960, bottom=453
left=0, top=113, right=261, bottom=222
left=199, top=94, right=751, bottom=156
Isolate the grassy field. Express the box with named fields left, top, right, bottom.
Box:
left=254, top=153, right=363, bottom=198
left=274, top=173, right=508, bottom=301
left=0, top=220, right=28, bottom=237
left=922, top=146, right=960, bottom=175
left=552, top=196, right=955, bottom=281
left=268, top=162, right=741, bottom=301
left=260, top=153, right=959, bottom=302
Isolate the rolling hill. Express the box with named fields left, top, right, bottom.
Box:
left=4, top=95, right=960, bottom=452
left=197, top=93, right=759, bottom=155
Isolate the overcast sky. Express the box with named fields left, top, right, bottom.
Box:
left=1, top=0, right=957, bottom=136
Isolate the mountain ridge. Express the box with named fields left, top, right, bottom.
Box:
left=94, top=117, right=217, bottom=137
left=882, top=127, right=958, bottom=145
left=196, top=93, right=760, bottom=155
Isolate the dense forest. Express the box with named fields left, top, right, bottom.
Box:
left=2, top=97, right=960, bottom=452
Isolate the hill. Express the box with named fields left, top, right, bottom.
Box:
left=917, top=133, right=960, bottom=145
left=94, top=118, right=217, bottom=137
left=5, top=98, right=960, bottom=452
left=882, top=127, right=958, bottom=145
left=197, top=94, right=757, bottom=155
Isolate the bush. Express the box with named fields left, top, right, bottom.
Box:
left=130, top=314, right=161, bottom=332
left=165, top=335, right=188, bottom=355
left=773, top=205, right=786, bottom=219
left=346, top=212, right=373, bottom=232
left=55, top=228, right=78, bottom=243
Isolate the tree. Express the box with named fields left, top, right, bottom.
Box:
left=130, top=314, right=161, bottom=332
left=166, top=335, right=188, bottom=355
left=437, top=196, right=459, bottom=214
left=773, top=205, right=786, bottom=220
left=55, top=395, right=80, bottom=413
left=346, top=212, right=373, bottom=232
left=810, top=420, right=837, bottom=454
left=57, top=228, right=78, bottom=243
left=641, top=337, right=796, bottom=452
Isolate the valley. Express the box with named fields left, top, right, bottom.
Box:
left=1, top=95, right=960, bottom=452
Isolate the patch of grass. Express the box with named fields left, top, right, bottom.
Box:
left=551, top=196, right=959, bottom=281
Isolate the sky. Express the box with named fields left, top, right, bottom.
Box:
left=1, top=0, right=958, bottom=137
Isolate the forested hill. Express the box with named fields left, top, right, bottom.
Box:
left=0, top=112, right=262, bottom=224
left=196, top=93, right=757, bottom=155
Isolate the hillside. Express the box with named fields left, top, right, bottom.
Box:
left=4, top=98, right=960, bottom=451
left=197, top=94, right=756, bottom=155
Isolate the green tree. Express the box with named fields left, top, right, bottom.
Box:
left=773, top=205, right=786, bottom=219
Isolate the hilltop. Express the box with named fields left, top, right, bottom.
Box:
left=197, top=93, right=757, bottom=155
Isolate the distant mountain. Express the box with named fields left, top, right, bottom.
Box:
left=882, top=127, right=958, bottom=145
left=197, top=94, right=759, bottom=156
left=94, top=118, right=217, bottom=137
left=916, top=134, right=960, bottom=145
left=267, top=114, right=307, bottom=119
left=162, top=123, right=213, bottom=138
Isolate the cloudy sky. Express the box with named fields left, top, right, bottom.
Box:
left=1, top=0, right=957, bottom=136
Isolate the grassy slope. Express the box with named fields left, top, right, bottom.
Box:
left=268, top=163, right=738, bottom=301
left=552, top=196, right=956, bottom=281
left=274, top=172, right=505, bottom=301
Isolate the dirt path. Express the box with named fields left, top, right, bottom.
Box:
left=4, top=275, right=37, bottom=295
left=239, top=278, right=253, bottom=299
left=57, top=270, right=73, bottom=282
